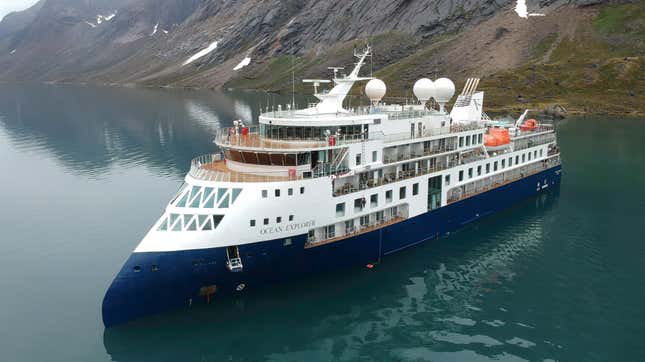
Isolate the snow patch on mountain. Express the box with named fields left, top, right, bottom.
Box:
left=183, top=41, right=218, bottom=66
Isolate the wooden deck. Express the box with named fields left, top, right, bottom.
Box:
left=304, top=216, right=405, bottom=249
left=196, top=160, right=295, bottom=182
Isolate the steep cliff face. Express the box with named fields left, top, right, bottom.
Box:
left=0, top=0, right=641, bottom=114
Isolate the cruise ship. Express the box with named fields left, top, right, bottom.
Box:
left=102, top=46, right=562, bottom=327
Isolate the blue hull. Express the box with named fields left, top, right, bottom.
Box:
left=102, top=165, right=562, bottom=327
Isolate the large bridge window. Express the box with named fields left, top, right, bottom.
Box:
left=225, top=150, right=310, bottom=166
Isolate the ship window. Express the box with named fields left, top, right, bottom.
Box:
left=459, top=137, right=464, bottom=147
left=133, top=266, right=141, bottom=272
left=445, top=174, right=451, bottom=185
left=336, top=203, right=345, bottom=217
left=486, top=163, right=490, bottom=173
left=478, top=134, right=483, bottom=144
left=528, top=152, right=532, bottom=161
left=360, top=215, right=369, bottom=226
left=372, top=151, right=377, bottom=162
left=501, top=159, right=505, bottom=168
left=289, top=215, right=294, bottom=221
left=539, top=149, right=543, bottom=157
left=466, top=135, right=471, bottom=146
left=275, top=189, right=280, bottom=197
left=534, top=150, right=538, bottom=158
left=186, top=216, right=198, bottom=231
left=324, top=225, right=335, bottom=239
left=374, top=118, right=381, bottom=124
left=202, top=218, right=213, bottom=231
left=219, top=194, right=230, bottom=208
left=370, top=194, right=378, bottom=207
left=276, top=216, right=282, bottom=223
left=203, top=187, right=214, bottom=203
left=212, top=215, right=223, bottom=229
left=175, top=192, right=190, bottom=207
left=399, top=186, right=406, bottom=199
left=198, top=215, right=209, bottom=229
left=522, top=154, right=526, bottom=162
left=509, top=157, right=513, bottom=167
left=250, top=219, right=256, bottom=227
left=468, top=168, right=473, bottom=178
left=171, top=216, right=183, bottom=231
left=386, top=190, right=393, bottom=203
left=356, top=153, right=361, bottom=165
left=459, top=170, right=464, bottom=181
left=516, top=155, right=520, bottom=164
left=288, top=188, right=293, bottom=196
left=494, top=161, right=498, bottom=171
left=354, top=198, right=364, bottom=212
left=413, top=183, right=419, bottom=195
left=157, top=217, right=168, bottom=231
left=262, top=190, right=268, bottom=198
left=190, top=190, right=203, bottom=208
left=477, top=165, right=482, bottom=176
left=231, top=188, right=242, bottom=203
left=300, top=187, right=305, bottom=194
left=264, top=218, right=269, bottom=225
left=170, top=183, right=189, bottom=205
left=190, top=185, right=200, bottom=199
left=151, top=265, right=159, bottom=271
left=217, top=188, right=227, bottom=203
left=203, top=192, right=215, bottom=208
left=284, top=238, right=292, bottom=246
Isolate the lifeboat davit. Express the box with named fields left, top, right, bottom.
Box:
left=520, top=119, right=539, bottom=131
left=484, top=127, right=510, bottom=150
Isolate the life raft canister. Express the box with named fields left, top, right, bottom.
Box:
left=484, top=127, right=510, bottom=147
left=520, top=119, right=539, bottom=131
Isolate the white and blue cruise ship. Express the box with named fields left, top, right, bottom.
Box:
left=102, top=47, right=562, bottom=327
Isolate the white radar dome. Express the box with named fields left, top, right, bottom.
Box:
left=365, top=78, right=386, bottom=102
left=413, top=78, right=435, bottom=102
left=434, top=77, right=455, bottom=104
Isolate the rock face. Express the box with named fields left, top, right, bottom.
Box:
left=0, top=0, right=624, bottom=88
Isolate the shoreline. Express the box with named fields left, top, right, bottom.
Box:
left=1, top=80, right=643, bottom=117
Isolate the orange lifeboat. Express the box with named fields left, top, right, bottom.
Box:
left=520, top=119, right=538, bottom=131
left=484, top=127, right=510, bottom=149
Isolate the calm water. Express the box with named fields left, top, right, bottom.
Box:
left=0, top=84, right=644, bottom=361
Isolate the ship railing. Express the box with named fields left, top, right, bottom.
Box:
left=382, top=122, right=483, bottom=144
left=333, top=161, right=458, bottom=196
left=447, top=155, right=561, bottom=203
left=188, top=154, right=303, bottom=182
left=512, top=133, right=557, bottom=151
left=215, top=126, right=385, bottom=150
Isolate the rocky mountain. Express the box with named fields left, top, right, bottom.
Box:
left=0, top=0, right=642, bottom=114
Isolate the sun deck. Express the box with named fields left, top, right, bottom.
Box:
left=189, top=156, right=299, bottom=182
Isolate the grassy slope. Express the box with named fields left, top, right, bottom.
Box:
left=226, top=3, right=645, bottom=115
left=481, top=2, right=645, bottom=115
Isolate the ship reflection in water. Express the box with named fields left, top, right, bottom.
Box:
left=103, top=190, right=561, bottom=361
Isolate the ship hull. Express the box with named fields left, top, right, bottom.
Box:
left=102, top=165, right=561, bottom=327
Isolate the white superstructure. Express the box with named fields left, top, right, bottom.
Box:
left=133, top=46, right=560, bottom=267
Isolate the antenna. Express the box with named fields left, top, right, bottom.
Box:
left=291, top=40, right=295, bottom=110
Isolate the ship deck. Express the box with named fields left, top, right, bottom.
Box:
left=192, top=159, right=296, bottom=182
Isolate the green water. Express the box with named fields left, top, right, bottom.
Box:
left=0, top=84, right=644, bottom=361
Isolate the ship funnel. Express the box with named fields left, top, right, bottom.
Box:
left=365, top=78, right=386, bottom=106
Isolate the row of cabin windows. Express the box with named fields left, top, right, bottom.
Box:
left=458, top=134, right=483, bottom=148
left=249, top=214, right=294, bottom=227
left=452, top=148, right=545, bottom=183
left=336, top=183, right=419, bottom=216
left=315, top=206, right=401, bottom=241
left=262, top=187, right=305, bottom=198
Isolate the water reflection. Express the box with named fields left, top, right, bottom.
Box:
left=103, top=190, right=561, bottom=361
left=0, top=85, right=308, bottom=179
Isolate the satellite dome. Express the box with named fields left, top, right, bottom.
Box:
left=434, top=78, right=455, bottom=103
left=413, top=78, right=435, bottom=102
left=365, top=79, right=386, bottom=102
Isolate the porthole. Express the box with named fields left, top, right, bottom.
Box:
left=133, top=265, right=142, bottom=272
left=151, top=265, right=159, bottom=271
